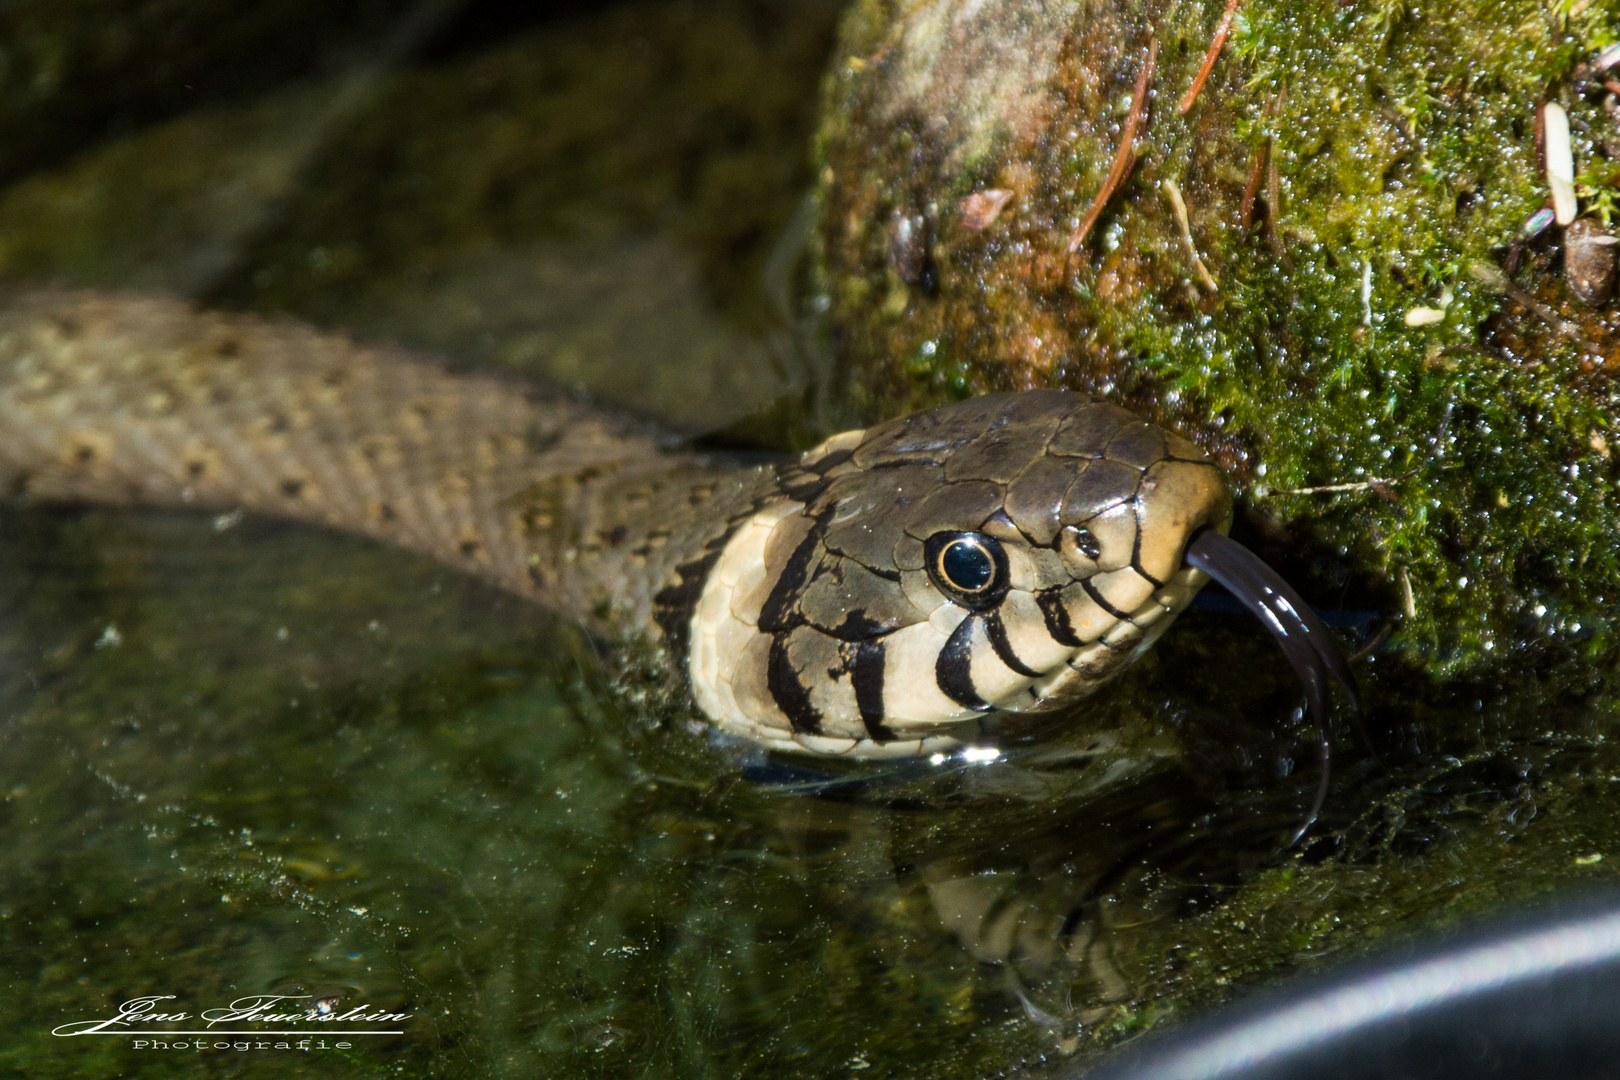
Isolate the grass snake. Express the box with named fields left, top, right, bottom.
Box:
left=0, top=289, right=1355, bottom=782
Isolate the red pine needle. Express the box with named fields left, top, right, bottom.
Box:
left=1068, top=36, right=1159, bottom=254
left=1179, top=0, right=1241, bottom=115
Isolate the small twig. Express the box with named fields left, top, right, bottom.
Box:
left=1466, top=259, right=1583, bottom=342
left=1266, top=136, right=1287, bottom=261
left=1161, top=178, right=1218, bottom=291
left=1396, top=567, right=1416, bottom=621
left=1360, top=258, right=1373, bottom=325
left=1262, top=404, right=1461, bottom=502
left=1263, top=457, right=1432, bottom=498
left=1179, top=0, right=1241, bottom=114
left=1346, top=621, right=1394, bottom=664
left=1265, top=477, right=1404, bottom=496
left=1068, top=36, right=1159, bottom=254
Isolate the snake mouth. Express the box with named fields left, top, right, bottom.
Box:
left=1183, top=528, right=1361, bottom=843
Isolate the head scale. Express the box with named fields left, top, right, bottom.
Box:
left=687, top=390, right=1232, bottom=759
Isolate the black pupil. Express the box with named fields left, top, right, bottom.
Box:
left=941, top=539, right=994, bottom=592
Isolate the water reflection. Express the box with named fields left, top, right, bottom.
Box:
left=5, top=500, right=1620, bottom=1076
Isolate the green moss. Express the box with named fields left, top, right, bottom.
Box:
left=811, top=0, right=1620, bottom=675
left=1132, top=0, right=1620, bottom=667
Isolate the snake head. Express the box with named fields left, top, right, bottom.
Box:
left=688, top=390, right=1234, bottom=758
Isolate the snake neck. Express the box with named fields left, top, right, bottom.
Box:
left=0, top=289, right=776, bottom=648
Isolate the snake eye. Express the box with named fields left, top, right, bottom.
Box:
left=924, top=531, right=1009, bottom=609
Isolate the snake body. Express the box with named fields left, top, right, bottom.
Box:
left=0, top=290, right=1238, bottom=759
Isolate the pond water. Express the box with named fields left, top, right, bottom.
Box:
left=2, top=2, right=1619, bottom=1077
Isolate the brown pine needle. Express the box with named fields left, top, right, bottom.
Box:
left=1068, top=36, right=1158, bottom=254
left=1179, top=0, right=1241, bottom=115
left=1265, top=139, right=1286, bottom=257
left=1239, top=140, right=1268, bottom=227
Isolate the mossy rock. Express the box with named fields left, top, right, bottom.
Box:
left=810, top=0, right=1620, bottom=674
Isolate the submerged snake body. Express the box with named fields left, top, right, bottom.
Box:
left=0, top=291, right=1233, bottom=759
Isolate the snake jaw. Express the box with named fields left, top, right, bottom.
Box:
left=1021, top=564, right=1210, bottom=712
left=685, top=391, right=1244, bottom=760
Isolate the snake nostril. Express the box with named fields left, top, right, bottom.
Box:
left=1066, top=526, right=1102, bottom=561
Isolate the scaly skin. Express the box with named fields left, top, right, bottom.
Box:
left=0, top=289, right=1233, bottom=758
left=0, top=290, right=773, bottom=638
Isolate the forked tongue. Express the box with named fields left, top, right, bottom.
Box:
left=1183, top=529, right=1362, bottom=846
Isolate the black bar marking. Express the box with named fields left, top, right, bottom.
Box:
left=1035, top=588, right=1084, bottom=647
left=936, top=616, right=993, bottom=713
left=851, top=640, right=897, bottom=742
left=767, top=633, right=822, bottom=734
left=983, top=611, right=1043, bottom=677
left=652, top=534, right=730, bottom=658
left=1128, top=504, right=1165, bottom=587
left=758, top=511, right=829, bottom=632
left=824, top=608, right=890, bottom=642
left=1081, top=578, right=1132, bottom=620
